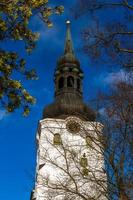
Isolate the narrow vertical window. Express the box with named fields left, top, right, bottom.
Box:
left=67, top=76, right=74, bottom=87
left=80, top=153, right=88, bottom=168
left=58, top=77, right=64, bottom=89
left=80, top=153, right=88, bottom=176
left=53, top=133, right=62, bottom=145
left=86, top=136, right=92, bottom=147
left=77, top=79, right=81, bottom=90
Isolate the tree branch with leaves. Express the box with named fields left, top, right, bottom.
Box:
left=0, top=0, right=64, bottom=115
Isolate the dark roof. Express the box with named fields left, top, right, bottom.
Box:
left=43, top=93, right=96, bottom=121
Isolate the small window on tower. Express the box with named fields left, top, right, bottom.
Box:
left=67, top=76, right=74, bottom=87
left=77, top=79, right=81, bottom=90
left=58, top=77, right=64, bottom=89
left=80, top=153, right=88, bottom=168
left=82, top=168, right=89, bottom=176
left=53, top=133, right=62, bottom=145
left=86, top=135, right=92, bottom=147
left=80, top=153, right=89, bottom=177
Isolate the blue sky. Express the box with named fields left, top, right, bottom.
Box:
left=0, top=1, right=124, bottom=200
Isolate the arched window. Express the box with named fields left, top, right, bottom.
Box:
left=67, top=76, right=74, bottom=87
left=77, top=79, right=81, bottom=90
left=58, top=77, right=64, bottom=89
left=53, top=133, right=62, bottom=145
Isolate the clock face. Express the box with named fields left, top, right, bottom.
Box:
left=66, top=120, right=81, bottom=133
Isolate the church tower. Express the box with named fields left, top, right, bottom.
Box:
left=30, top=21, right=107, bottom=200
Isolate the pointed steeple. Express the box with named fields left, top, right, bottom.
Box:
left=64, top=20, right=74, bottom=55
left=57, top=20, right=80, bottom=66
left=43, top=21, right=96, bottom=121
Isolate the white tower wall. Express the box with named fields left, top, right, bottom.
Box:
left=33, top=117, right=107, bottom=200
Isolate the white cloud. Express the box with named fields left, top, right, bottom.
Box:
left=98, top=107, right=106, bottom=116
left=94, top=70, right=132, bottom=87
left=103, top=70, right=130, bottom=85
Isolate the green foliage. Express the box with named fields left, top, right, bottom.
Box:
left=0, top=0, right=64, bottom=116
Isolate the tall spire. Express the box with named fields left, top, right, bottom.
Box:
left=43, top=21, right=96, bottom=121
left=64, top=20, right=74, bottom=55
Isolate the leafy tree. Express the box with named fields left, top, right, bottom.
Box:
left=0, top=0, right=64, bottom=116
left=72, top=0, right=133, bottom=70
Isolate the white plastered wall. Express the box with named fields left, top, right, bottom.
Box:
left=34, top=117, right=107, bottom=200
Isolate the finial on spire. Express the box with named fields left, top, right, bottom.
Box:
left=64, top=20, right=74, bottom=55
left=66, top=20, right=71, bottom=25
